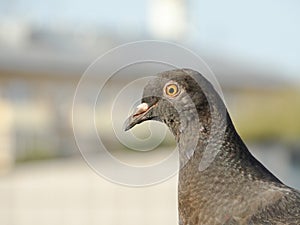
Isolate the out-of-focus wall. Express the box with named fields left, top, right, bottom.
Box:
left=0, top=99, right=14, bottom=173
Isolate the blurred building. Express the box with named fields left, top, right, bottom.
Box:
left=0, top=0, right=299, bottom=177
left=0, top=70, right=80, bottom=167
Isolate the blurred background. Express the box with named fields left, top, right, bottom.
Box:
left=0, top=0, right=299, bottom=224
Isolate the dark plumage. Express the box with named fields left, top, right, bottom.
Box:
left=124, top=69, right=300, bottom=225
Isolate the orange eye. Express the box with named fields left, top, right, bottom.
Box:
left=165, top=84, right=179, bottom=97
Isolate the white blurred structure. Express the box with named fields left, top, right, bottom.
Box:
left=0, top=19, right=30, bottom=48
left=147, top=0, right=187, bottom=40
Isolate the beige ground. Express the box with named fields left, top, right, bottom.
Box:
left=0, top=158, right=178, bottom=225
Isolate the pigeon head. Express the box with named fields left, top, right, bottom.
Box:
left=124, top=68, right=226, bottom=141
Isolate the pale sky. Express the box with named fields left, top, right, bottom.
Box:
left=190, top=0, right=300, bottom=78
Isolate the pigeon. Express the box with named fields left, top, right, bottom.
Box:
left=124, top=69, right=300, bottom=225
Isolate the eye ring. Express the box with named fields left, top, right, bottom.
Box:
left=165, top=83, right=180, bottom=97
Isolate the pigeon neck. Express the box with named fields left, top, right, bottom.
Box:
left=176, top=108, right=232, bottom=169
left=176, top=108, right=281, bottom=184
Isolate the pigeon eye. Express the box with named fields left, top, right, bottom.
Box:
left=165, top=84, right=179, bottom=97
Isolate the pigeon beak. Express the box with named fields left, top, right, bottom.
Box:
left=124, top=102, right=157, bottom=131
